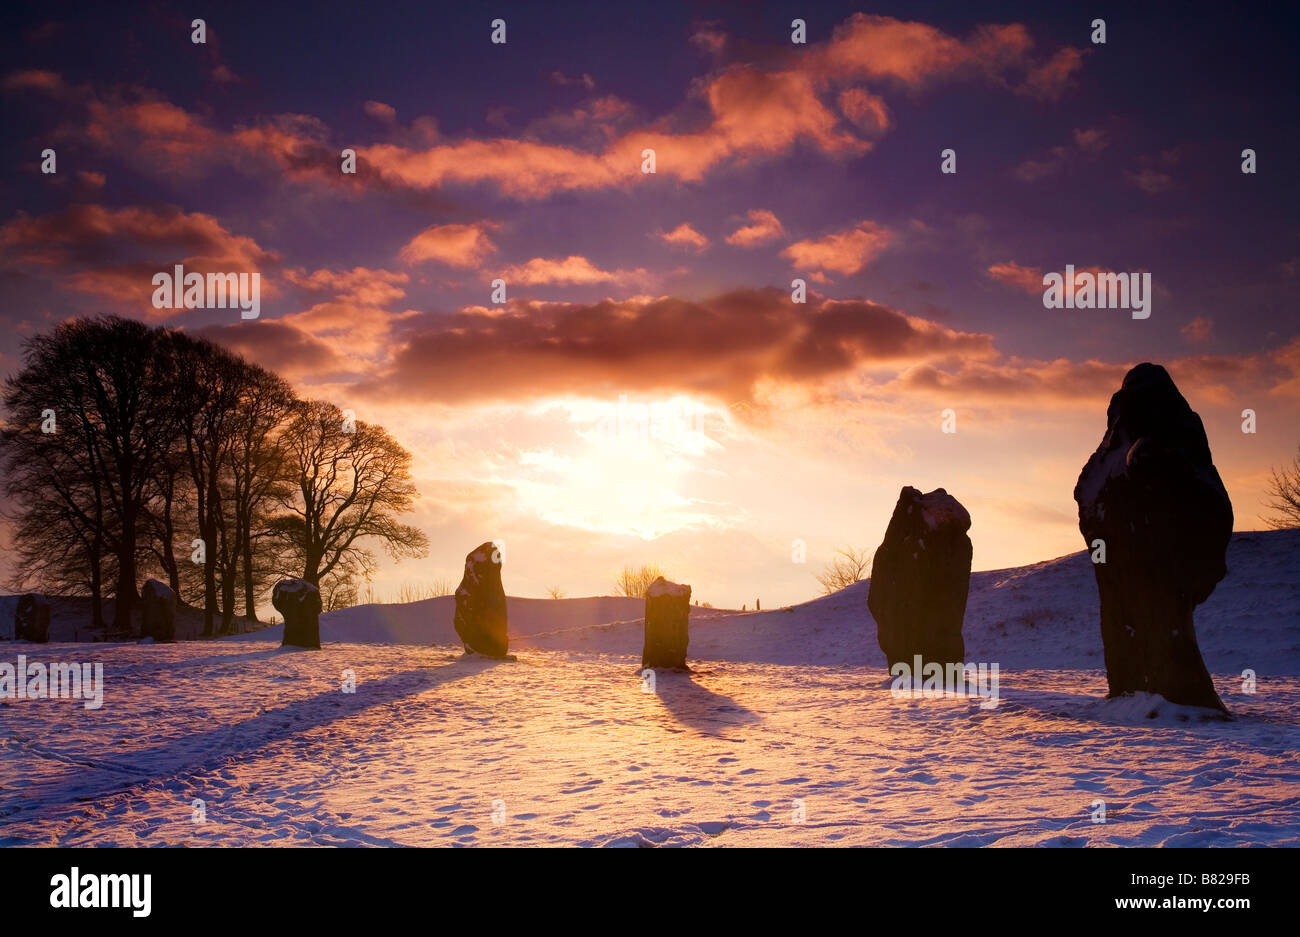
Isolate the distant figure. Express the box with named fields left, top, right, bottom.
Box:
left=756, top=599, right=761, bottom=611
left=868, top=486, right=971, bottom=669
left=642, top=577, right=691, bottom=671
left=453, top=541, right=510, bottom=658
left=742, top=604, right=746, bottom=611
left=1074, top=363, right=1231, bottom=712
left=273, top=579, right=322, bottom=649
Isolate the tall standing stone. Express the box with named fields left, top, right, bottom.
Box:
left=14, top=594, right=51, bottom=643
left=273, top=579, right=322, bottom=649
left=1074, top=363, right=1232, bottom=712
left=641, top=577, right=691, bottom=671
left=140, top=578, right=177, bottom=643
left=867, top=487, right=971, bottom=669
left=453, top=542, right=509, bottom=657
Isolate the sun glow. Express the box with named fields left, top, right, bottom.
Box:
left=507, top=395, right=735, bottom=538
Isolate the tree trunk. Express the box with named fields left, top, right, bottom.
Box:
left=242, top=541, right=258, bottom=621
left=200, top=515, right=217, bottom=636
left=201, top=472, right=221, bottom=636
left=114, top=508, right=138, bottom=634
left=89, top=547, right=104, bottom=632
left=162, top=484, right=180, bottom=595
left=220, top=559, right=237, bottom=634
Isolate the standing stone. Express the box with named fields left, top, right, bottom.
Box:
left=140, top=578, right=177, bottom=643
left=641, top=577, right=691, bottom=671
left=14, top=594, right=51, bottom=643
left=273, top=579, right=322, bottom=649
left=453, top=542, right=509, bottom=657
left=867, top=487, right=971, bottom=669
left=1074, top=363, right=1232, bottom=712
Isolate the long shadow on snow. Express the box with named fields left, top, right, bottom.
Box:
left=0, top=654, right=505, bottom=820
left=648, top=670, right=761, bottom=738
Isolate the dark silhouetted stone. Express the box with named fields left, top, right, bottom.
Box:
left=867, top=487, right=971, bottom=669
left=641, top=577, right=691, bottom=670
left=1074, top=362, right=1232, bottom=712
left=14, top=594, right=51, bottom=643
left=453, top=542, right=509, bottom=657
left=140, top=578, right=177, bottom=643
left=273, top=579, right=322, bottom=649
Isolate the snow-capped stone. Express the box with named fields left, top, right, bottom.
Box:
left=1073, top=362, right=1231, bottom=712
left=273, top=578, right=322, bottom=649
left=919, top=490, right=970, bottom=532
left=140, top=578, right=177, bottom=643
left=867, top=486, right=972, bottom=669
left=642, top=576, right=691, bottom=671
left=453, top=541, right=509, bottom=657
left=647, top=578, right=690, bottom=599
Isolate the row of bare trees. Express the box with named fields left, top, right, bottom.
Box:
left=0, top=316, right=428, bottom=635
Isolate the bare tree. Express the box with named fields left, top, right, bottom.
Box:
left=320, top=561, right=363, bottom=612
left=815, top=546, right=872, bottom=594
left=2, top=317, right=184, bottom=631
left=225, top=363, right=295, bottom=621
left=545, top=586, right=566, bottom=599
left=140, top=444, right=191, bottom=598
left=2, top=318, right=440, bottom=636
left=1262, top=445, right=1300, bottom=529
left=613, top=564, right=666, bottom=597
left=172, top=333, right=247, bottom=636
left=270, top=400, right=429, bottom=587
left=2, top=385, right=109, bottom=626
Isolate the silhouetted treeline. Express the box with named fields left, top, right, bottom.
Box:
left=1, top=316, right=428, bottom=635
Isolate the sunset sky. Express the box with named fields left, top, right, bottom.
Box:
left=1, top=1, right=1297, bottom=608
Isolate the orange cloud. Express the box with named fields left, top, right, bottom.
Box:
left=364, top=100, right=397, bottom=123
left=987, top=262, right=1110, bottom=295
left=1127, top=168, right=1174, bottom=194
left=987, top=262, right=1043, bottom=293
left=498, top=255, right=652, bottom=287
left=360, top=64, right=871, bottom=199
left=0, top=204, right=280, bottom=315
left=726, top=210, right=785, bottom=248
left=1019, top=47, right=1088, bottom=100
left=659, top=223, right=709, bottom=252
left=282, top=266, right=409, bottom=306
left=2, top=69, right=66, bottom=94
left=230, top=113, right=336, bottom=181
left=34, top=14, right=1086, bottom=201
left=345, top=289, right=996, bottom=408
left=807, top=14, right=1079, bottom=98
left=1, top=204, right=274, bottom=268
left=197, top=319, right=350, bottom=383
left=1182, top=316, right=1214, bottom=344
left=398, top=223, right=498, bottom=267
left=891, top=340, right=1300, bottom=411
left=781, top=221, right=895, bottom=275
left=838, top=88, right=892, bottom=134
left=364, top=137, right=622, bottom=198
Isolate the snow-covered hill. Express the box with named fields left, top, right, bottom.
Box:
left=2, top=530, right=1297, bottom=847
left=245, top=530, right=1300, bottom=676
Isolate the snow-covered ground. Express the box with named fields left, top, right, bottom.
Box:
left=2, top=530, right=1298, bottom=846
